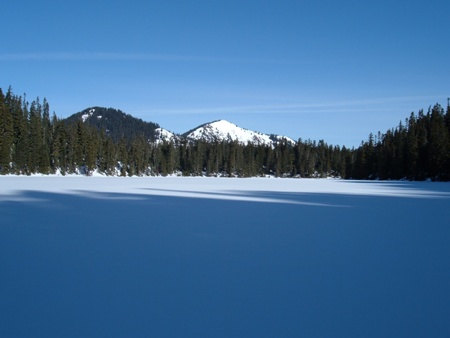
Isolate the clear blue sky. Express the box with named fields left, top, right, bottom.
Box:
left=2, top=0, right=449, bottom=147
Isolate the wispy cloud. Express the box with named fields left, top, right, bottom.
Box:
left=137, top=95, right=443, bottom=116
left=138, top=104, right=375, bottom=116
left=0, top=52, right=294, bottom=64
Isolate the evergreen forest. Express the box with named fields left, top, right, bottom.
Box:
left=1, top=87, right=449, bottom=180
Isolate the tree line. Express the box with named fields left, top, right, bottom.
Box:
left=351, top=103, right=450, bottom=181
left=1, top=87, right=449, bottom=180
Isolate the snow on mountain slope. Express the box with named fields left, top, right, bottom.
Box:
left=73, top=107, right=297, bottom=146
left=154, top=128, right=179, bottom=144
left=81, top=108, right=97, bottom=122
left=184, top=120, right=295, bottom=146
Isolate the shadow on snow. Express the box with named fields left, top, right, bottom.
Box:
left=1, top=187, right=450, bottom=338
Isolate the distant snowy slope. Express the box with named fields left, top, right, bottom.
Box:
left=67, top=107, right=297, bottom=146
left=184, top=119, right=295, bottom=146
left=154, top=127, right=179, bottom=144
left=81, top=108, right=97, bottom=122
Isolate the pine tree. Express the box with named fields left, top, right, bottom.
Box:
left=117, top=137, right=128, bottom=176
left=193, top=141, right=205, bottom=176
left=392, top=121, right=406, bottom=179
left=50, top=113, right=64, bottom=173
left=39, top=98, right=52, bottom=173
left=445, top=98, right=450, bottom=134
left=415, top=109, right=429, bottom=179
left=164, top=140, right=177, bottom=175
left=0, top=89, right=14, bottom=173
left=98, top=131, right=117, bottom=175
left=428, top=104, right=449, bottom=180
left=74, top=120, right=85, bottom=172
left=406, top=112, right=419, bottom=179
left=444, top=101, right=450, bottom=179
left=178, top=140, right=189, bottom=176
left=28, top=98, right=44, bottom=173
left=8, top=92, right=29, bottom=174
left=294, top=140, right=306, bottom=177
left=338, top=146, right=348, bottom=178
left=129, top=135, right=148, bottom=176
left=227, top=141, right=238, bottom=177
left=243, top=143, right=257, bottom=177
left=84, top=127, right=99, bottom=175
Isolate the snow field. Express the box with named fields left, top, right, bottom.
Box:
left=1, top=177, right=450, bottom=337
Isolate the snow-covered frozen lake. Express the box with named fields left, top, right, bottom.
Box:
left=1, top=176, right=450, bottom=337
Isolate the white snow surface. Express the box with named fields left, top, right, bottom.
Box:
left=2, top=176, right=449, bottom=202
left=2, top=176, right=450, bottom=337
left=81, top=108, right=96, bottom=122
left=154, top=127, right=178, bottom=144
left=186, top=119, right=295, bottom=146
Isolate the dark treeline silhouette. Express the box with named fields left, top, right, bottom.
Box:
left=1, top=87, right=449, bottom=180
left=351, top=103, right=450, bottom=181
left=65, top=107, right=160, bottom=144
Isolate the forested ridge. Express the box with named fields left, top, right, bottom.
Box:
left=1, top=87, right=449, bottom=180
left=65, top=107, right=160, bottom=143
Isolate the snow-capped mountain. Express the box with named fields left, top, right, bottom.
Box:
left=67, top=108, right=296, bottom=146
left=154, top=127, right=179, bottom=144
left=184, top=120, right=295, bottom=146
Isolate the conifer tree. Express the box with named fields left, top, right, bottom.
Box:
left=415, top=109, right=429, bottom=179
left=406, top=112, right=419, bottom=179
left=50, top=113, right=64, bottom=172
left=129, top=135, right=148, bottom=176
left=97, top=131, right=117, bottom=175
left=28, top=98, right=44, bottom=173
left=39, top=98, right=52, bottom=173
left=0, top=89, right=14, bottom=173
left=74, top=120, right=85, bottom=172
left=193, top=141, right=205, bottom=175
left=117, top=137, right=128, bottom=176
left=3, top=91, right=29, bottom=174
left=84, top=127, right=99, bottom=175
left=227, top=141, right=238, bottom=176
left=392, top=121, right=406, bottom=179
left=205, top=143, right=216, bottom=176
left=428, top=104, right=448, bottom=180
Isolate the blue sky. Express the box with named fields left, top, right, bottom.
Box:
left=2, top=0, right=449, bottom=147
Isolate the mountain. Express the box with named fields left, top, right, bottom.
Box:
left=65, top=108, right=295, bottom=146
left=183, top=119, right=295, bottom=146
left=154, top=127, right=180, bottom=144
left=64, top=107, right=160, bottom=143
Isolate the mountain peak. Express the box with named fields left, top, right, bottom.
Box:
left=66, top=108, right=295, bottom=146
left=184, top=119, right=294, bottom=146
left=65, top=107, right=160, bottom=143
